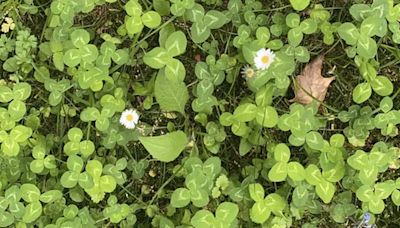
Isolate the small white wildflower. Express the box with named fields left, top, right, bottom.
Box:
left=254, top=48, right=275, bottom=70
left=120, top=109, right=139, bottom=129
left=1, top=17, right=15, bottom=33
left=241, top=65, right=255, bottom=79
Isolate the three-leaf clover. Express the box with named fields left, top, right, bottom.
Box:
left=127, top=158, right=149, bottom=179
left=101, top=117, right=140, bottom=149
left=347, top=149, right=391, bottom=185
left=338, top=5, right=387, bottom=60
left=104, top=158, right=128, bottom=185
left=103, top=195, right=131, bottom=223
left=55, top=205, right=95, bottom=226
left=143, top=30, right=187, bottom=81
left=170, top=0, right=195, bottom=16
left=248, top=183, right=286, bottom=224
left=220, top=102, right=279, bottom=138
left=268, top=143, right=305, bottom=182
left=0, top=185, right=24, bottom=226
left=351, top=57, right=393, bottom=103
left=318, top=134, right=347, bottom=181
left=3, top=30, right=37, bottom=73
left=50, top=0, right=81, bottom=26
left=305, top=164, right=336, bottom=204
left=81, top=91, right=125, bottom=132
left=96, top=41, right=129, bottom=67
left=124, top=0, right=161, bottom=36
left=233, top=25, right=252, bottom=48
left=81, top=107, right=114, bottom=132
left=386, top=2, right=400, bottom=43
left=143, top=31, right=189, bottom=114
left=0, top=125, right=32, bottom=156
left=286, top=13, right=318, bottom=47
left=60, top=155, right=94, bottom=189
left=278, top=103, right=323, bottom=146
left=77, top=65, right=113, bottom=92
left=186, top=4, right=229, bottom=43
left=0, top=82, right=31, bottom=124
left=356, top=180, right=395, bottom=214
left=63, top=128, right=95, bottom=157
left=84, top=160, right=117, bottom=203
left=0, top=184, right=63, bottom=225
left=339, top=105, right=375, bottom=146
left=21, top=185, right=63, bottom=223
left=374, top=97, right=400, bottom=137
left=310, top=4, right=339, bottom=45
left=192, top=56, right=233, bottom=114
left=203, top=122, right=226, bottom=154
left=63, top=29, right=98, bottom=67
left=44, top=79, right=71, bottom=106
left=170, top=157, right=221, bottom=208
left=190, top=202, right=239, bottom=227
left=30, top=145, right=56, bottom=173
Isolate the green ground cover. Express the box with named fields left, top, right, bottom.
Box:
left=1, top=0, right=400, bottom=227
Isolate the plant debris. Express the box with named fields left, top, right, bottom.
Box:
left=291, top=55, right=335, bottom=106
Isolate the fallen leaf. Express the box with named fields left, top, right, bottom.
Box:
left=291, top=55, right=335, bottom=106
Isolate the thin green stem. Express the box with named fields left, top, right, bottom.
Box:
left=123, top=145, right=135, bottom=161
left=252, top=5, right=291, bottom=12
left=391, top=88, right=400, bottom=100
left=86, top=122, right=91, bottom=141
left=65, top=92, right=91, bottom=106
left=135, top=16, right=177, bottom=48
left=119, top=184, right=146, bottom=205
left=148, top=164, right=184, bottom=206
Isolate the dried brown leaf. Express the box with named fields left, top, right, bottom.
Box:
left=291, top=55, right=335, bottom=106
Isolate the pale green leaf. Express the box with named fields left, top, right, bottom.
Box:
left=154, top=73, right=189, bottom=114
left=139, top=131, right=188, bottom=162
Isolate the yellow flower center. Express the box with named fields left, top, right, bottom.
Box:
left=261, top=55, right=269, bottom=64
left=245, top=68, right=255, bottom=78
left=126, top=114, right=134, bottom=121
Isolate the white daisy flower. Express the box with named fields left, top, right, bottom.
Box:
left=241, top=65, right=255, bottom=79
left=254, top=48, right=275, bottom=70
left=120, top=109, right=139, bottom=129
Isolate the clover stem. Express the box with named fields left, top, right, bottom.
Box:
left=369, top=88, right=400, bottom=115
left=95, top=217, right=108, bottom=224
left=140, top=0, right=149, bottom=10
left=148, top=164, right=184, bottom=206
left=323, top=39, right=341, bottom=56
left=66, top=92, right=91, bottom=106
left=381, top=59, right=400, bottom=69
left=128, top=29, right=141, bottom=57
left=118, top=183, right=147, bottom=205
left=57, top=101, right=65, bottom=158
left=123, top=145, right=135, bottom=161
left=109, top=64, right=123, bottom=74
left=251, top=5, right=291, bottom=12
left=135, top=16, right=177, bottom=48
left=89, top=91, right=95, bottom=106
left=39, top=9, right=50, bottom=42
left=86, top=122, right=91, bottom=141
left=54, top=158, right=66, bottom=164
left=391, top=88, right=400, bottom=100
